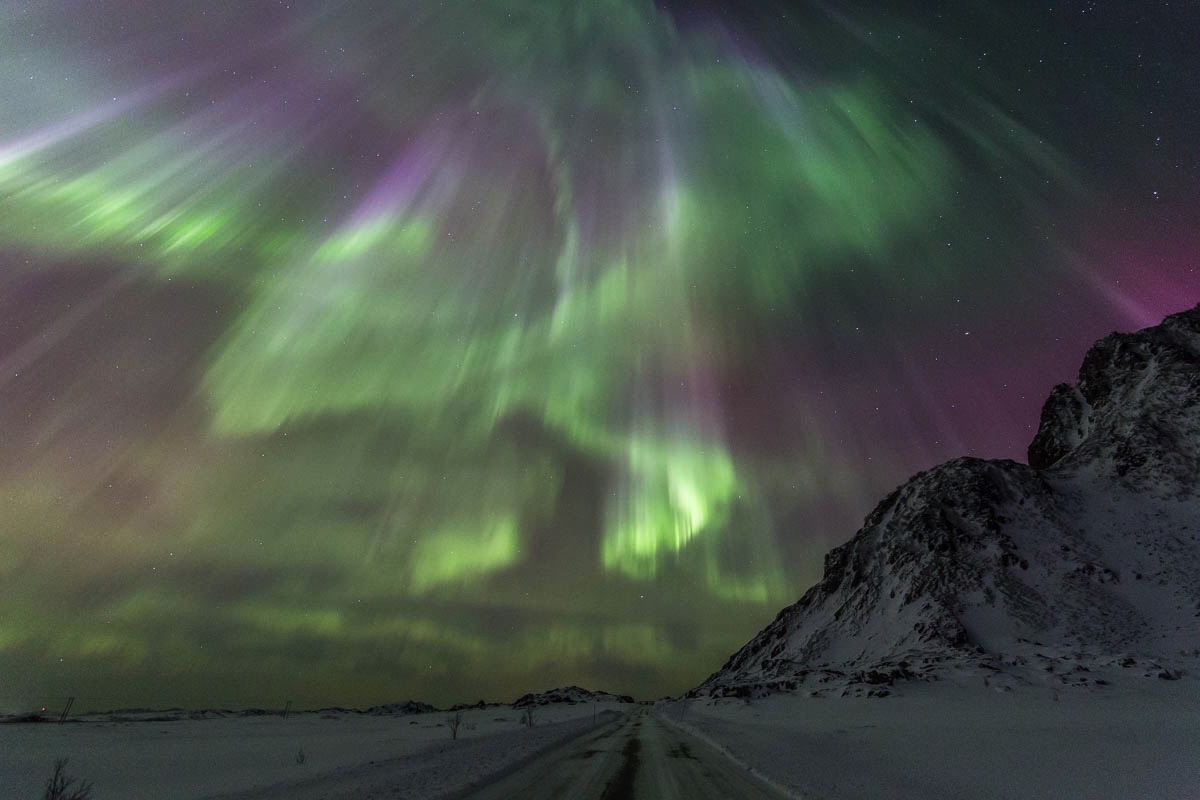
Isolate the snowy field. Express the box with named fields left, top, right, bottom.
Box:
left=0, top=701, right=630, bottom=799
left=662, top=680, right=1200, bottom=800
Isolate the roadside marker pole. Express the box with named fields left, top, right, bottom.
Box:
left=58, top=697, right=75, bottom=725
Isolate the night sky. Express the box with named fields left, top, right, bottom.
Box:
left=1, top=1, right=1197, bottom=710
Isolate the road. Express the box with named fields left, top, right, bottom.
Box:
left=452, top=708, right=790, bottom=800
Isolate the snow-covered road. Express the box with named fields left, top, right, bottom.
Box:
left=452, top=708, right=789, bottom=800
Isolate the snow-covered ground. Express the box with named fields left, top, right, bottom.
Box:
left=6, top=684, right=1198, bottom=798
left=660, top=681, right=1200, bottom=800
left=0, top=701, right=630, bottom=799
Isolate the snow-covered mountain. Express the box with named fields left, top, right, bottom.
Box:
left=512, top=686, right=636, bottom=707
left=699, top=304, right=1200, bottom=697
left=366, top=700, right=440, bottom=715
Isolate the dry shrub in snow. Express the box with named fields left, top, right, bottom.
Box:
left=43, top=758, right=93, bottom=800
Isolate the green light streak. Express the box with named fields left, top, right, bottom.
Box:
left=603, top=438, right=738, bottom=578
left=0, top=7, right=942, bottom=619
left=409, top=517, right=521, bottom=593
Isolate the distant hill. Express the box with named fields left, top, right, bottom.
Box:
left=366, top=700, right=439, bottom=716
left=512, top=686, right=637, bottom=707
left=0, top=689, right=637, bottom=723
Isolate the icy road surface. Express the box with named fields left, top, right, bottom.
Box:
left=453, top=708, right=790, bottom=800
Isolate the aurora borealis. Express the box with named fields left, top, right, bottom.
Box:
left=1, top=1, right=1196, bottom=710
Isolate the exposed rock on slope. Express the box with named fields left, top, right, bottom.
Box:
left=699, top=304, right=1200, bottom=697
left=1029, top=304, right=1200, bottom=491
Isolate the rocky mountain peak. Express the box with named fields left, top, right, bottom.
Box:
left=1028, top=303, right=1200, bottom=492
